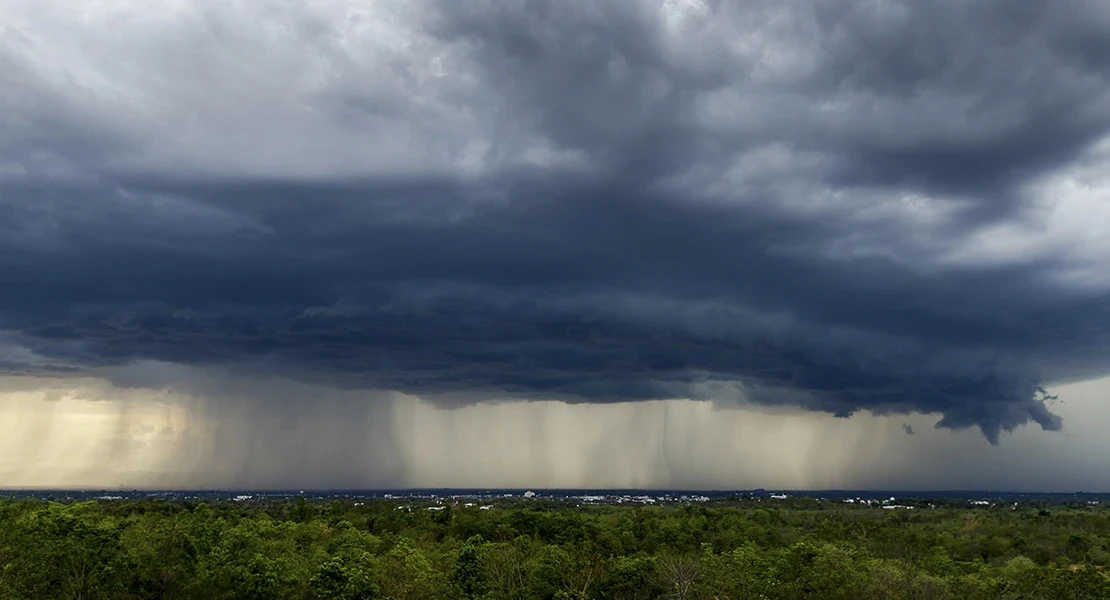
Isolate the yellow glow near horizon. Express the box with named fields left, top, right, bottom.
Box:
left=2, top=374, right=1110, bottom=491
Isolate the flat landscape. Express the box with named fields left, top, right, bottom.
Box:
left=2, top=491, right=1109, bottom=599
left=6, top=0, right=1110, bottom=598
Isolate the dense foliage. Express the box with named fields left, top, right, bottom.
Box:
left=1, top=497, right=1108, bottom=599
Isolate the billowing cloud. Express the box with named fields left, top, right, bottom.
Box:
left=4, top=0, right=1110, bottom=448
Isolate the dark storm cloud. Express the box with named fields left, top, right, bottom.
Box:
left=2, top=175, right=1104, bottom=443
left=3, top=0, right=1110, bottom=443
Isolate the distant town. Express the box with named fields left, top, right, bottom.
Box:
left=3, top=488, right=1107, bottom=508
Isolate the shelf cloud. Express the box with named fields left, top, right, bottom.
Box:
left=4, top=0, right=1110, bottom=449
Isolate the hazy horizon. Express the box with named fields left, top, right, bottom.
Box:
left=5, top=0, right=1110, bottom=491
left=4, top=487, right=1107, bottom=493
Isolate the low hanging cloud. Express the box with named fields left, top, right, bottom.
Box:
left=3, top=0, right=1110, bottom=445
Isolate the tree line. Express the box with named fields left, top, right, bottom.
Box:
left=1, top=496, right=1108, bottom=599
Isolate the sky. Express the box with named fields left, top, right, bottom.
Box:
left=2, top=0, right=1110, bottom=491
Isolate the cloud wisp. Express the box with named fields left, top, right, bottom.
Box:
left=3, top=0, right=1110, bottom=447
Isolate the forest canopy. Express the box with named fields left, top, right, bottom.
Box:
left=1, top=496, right=1108, bottom=599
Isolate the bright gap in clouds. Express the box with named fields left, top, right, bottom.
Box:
left=3, top=373, right=1110, bottom=492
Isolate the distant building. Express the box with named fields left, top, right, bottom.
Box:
left=523, top=491, right=536, bottom=498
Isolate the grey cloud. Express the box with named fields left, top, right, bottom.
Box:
left=3, top=0, right=1110, bottom=445
left=431, top=0, right=1110, bottom=199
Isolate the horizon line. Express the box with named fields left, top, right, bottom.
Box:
left=3, top=487, right=1107, bottom=495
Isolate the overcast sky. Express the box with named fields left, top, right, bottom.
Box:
left=3, top=0, right=1110, bottom=490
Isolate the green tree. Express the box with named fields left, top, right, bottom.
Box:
left=450, top=535, right=488, bottom=599
left=598, top=554, right=659, bottom=600
left=310, top=556, right=378, bottom=600
left=378, top=538, right=448, bottom=600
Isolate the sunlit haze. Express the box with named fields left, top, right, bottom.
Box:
left=4, top=0, right=1110, bottom=491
